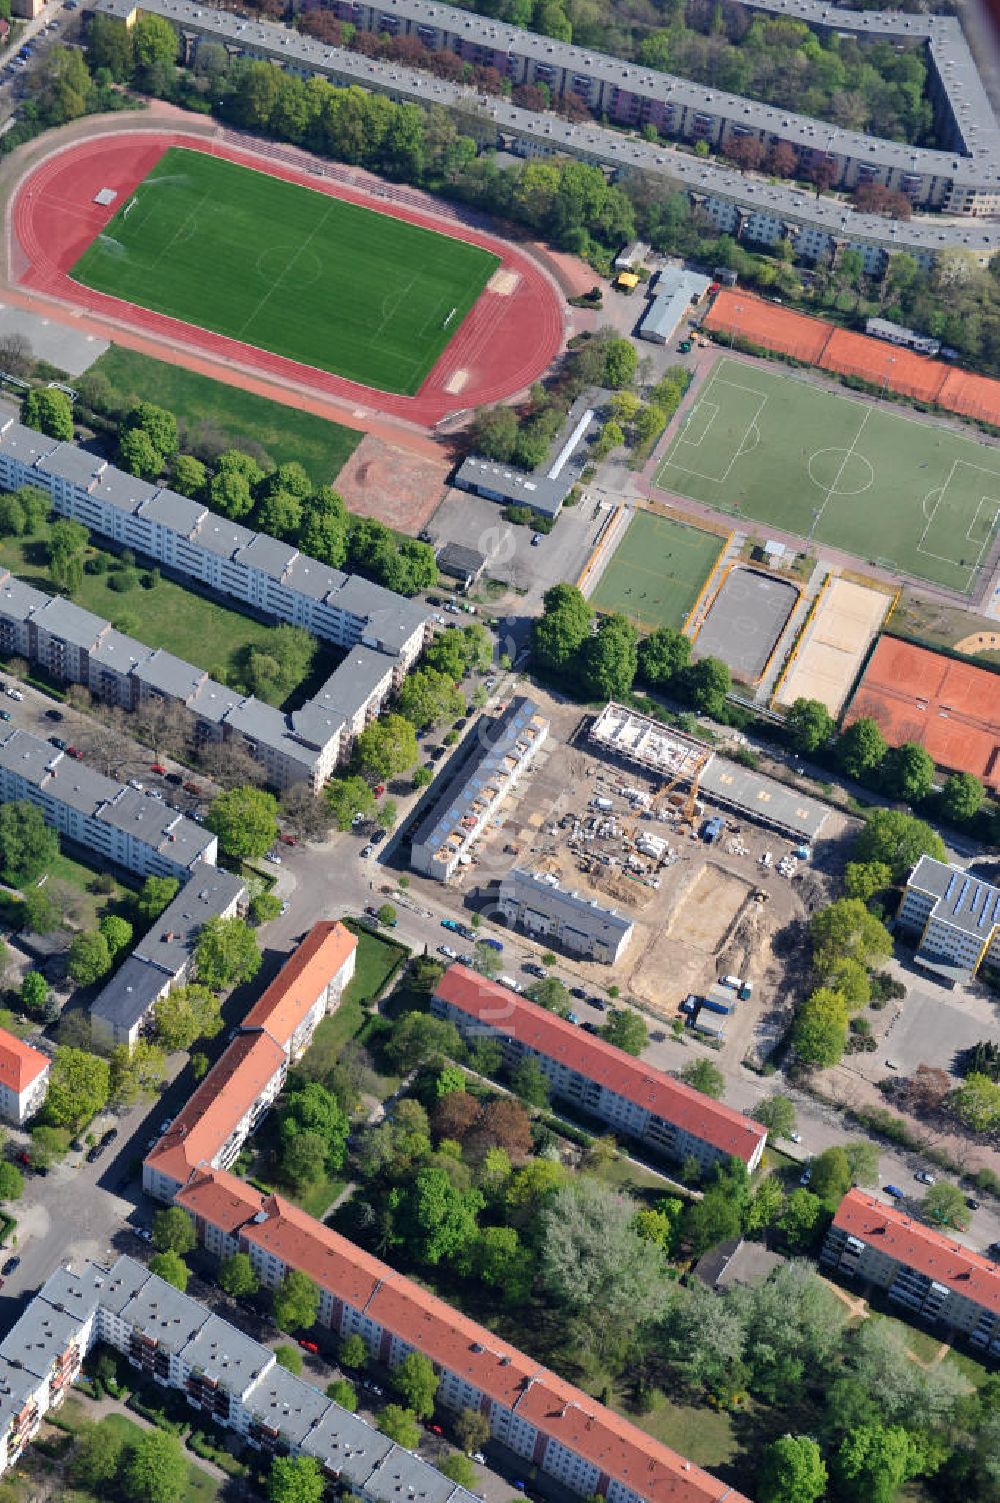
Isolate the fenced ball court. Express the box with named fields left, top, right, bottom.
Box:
left=70, top=146, right=498, bottom=396
left=653, top=357, right=1000, bottom=595
left=589, top=511, right=725, bottom=632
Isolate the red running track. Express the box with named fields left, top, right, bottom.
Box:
left=11, top=130, right=565, bottom=426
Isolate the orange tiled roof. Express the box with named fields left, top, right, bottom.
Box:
left=242, top=921, right=356, bottom=1049
left=146, top=1031, right=286, bottom=1180
left=175, top=1166, right=266, bottom=1233
left=834, top=1189, right=1000, bottom=1317
left=0, top=1029, right=48, bottom=1094
left=435, top=966, right=766, bottom=1165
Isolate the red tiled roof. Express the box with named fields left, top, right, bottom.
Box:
left=242, top=922, right=356, bottom=1049
left=210, top=1172, right=744, bottom=1503
left=845, top=637, right=1000, bottom=789
left=0, top=1029, right=48, bottom=1094
left=434, top=966, right=766, bottom=1165
left=146, top=1031, right=286, bottom=1181
left=834, top=1189, right=1000, bottom=1317
left=175, top=1167, right=266, bottom=1233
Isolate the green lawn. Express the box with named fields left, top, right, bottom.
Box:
left=44, top=1400, right=220, bottom=1503
left=342, top=925, right=410, bottom=1005
left=654, top=356, right=1000, bottom=594
left=590, top=511, right=724, bottom=633
left=621, top=1391, right=739, bottom=1469
left=0, top=533, right=326, bottom=706
left=73, top=148, right=498, bottom=395
left=88, top=346, right=359, bottom=484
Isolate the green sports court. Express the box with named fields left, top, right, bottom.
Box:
left=70, top=147, right=498, bottom=396
left=590, top=511, right=724, bottom=632
left=653, top=357, right=1000, bottom=594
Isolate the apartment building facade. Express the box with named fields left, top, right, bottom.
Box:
left=431, top=964, right=766, bottom=1170
left=143, top=922, right=357, bottom=1198
left=496, top=868, right=633, bottom=963
left=410, top=697, right=549, bottom=879
left=821, top=1189, right=1000, bottom=1355
left=0, top=728, right=216, bottom=879
left=898, top=855, right=1000, bottom=982
left=0, top=1254, right=483, bottom=1503
left=0, top=1029, right=49, bottom=1124
left=0, top=418, right=429, bottom=791
left=91, top=868, right=247, bottom=1049
left=169, top=1167, right=749, bottom=1503
left=93, top=0, right=1000, bottom=274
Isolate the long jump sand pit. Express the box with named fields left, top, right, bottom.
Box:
left=630, top=864, right=752, bottom=1011
left=777, top=576, right=892, bottom=715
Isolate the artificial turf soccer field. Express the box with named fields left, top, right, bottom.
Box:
left=70, top=148, right=499, bottom=396
left=654, top=357, right=1000, bottom=594
left=590, top=512, right=724, bottom=632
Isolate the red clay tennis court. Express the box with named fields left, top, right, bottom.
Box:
left=844, top=635, right=1000, bottom=789
left=704, top=291, right=1000, bottom=428
left=11, top=129, right=565, bottom=427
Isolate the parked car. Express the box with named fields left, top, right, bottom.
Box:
left=5, top=688, right=23, bottom=701
left=569, top=986, right=587, bottom=999
left=2, top=1256, right=20, bottom=1275
left=582, top=1021, right=599, bottom=1035
left=48, top=737, right=67, bottom=750
left=0, top=711, right=10, bottom=723
left=589, top=997, right=606, bottom=1011
left=44, top=709, right=63, bottom=722
left=360, top=844, right=374, bottom=858
left=471, top=1453, right=486, bottom=1465
left=424, top=1422, right=444, bottom=1436
left=165, top=771, right=183, bottom=785
left=967, top=1197, right=981, bottom=1210
left=799, top=1164, right=813, bottom=1187
left=66, top=746, right=83, bottom=760
left=373, top=784, right=385, bottom=798
left=441, top=918, right=462, bottom=933
left=915, top=1171, right=936, bottom=1186
left=100, top=1127, right=118, bottom=1148
left=885, top=1184, right=907, bottom=1200
left=439, top=944, right=458, bottom=959
left=522, top=963, right=545, bottom=978
left=481, top=937, right=503, bottom=952
left=298, top=1339, right=320, bottom=1354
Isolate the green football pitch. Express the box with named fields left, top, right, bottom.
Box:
left=590, top=511, right=724, bottom=632
left=70, top=147, right=499, bottom=396
left=654, top=357, right=1000, bottom=594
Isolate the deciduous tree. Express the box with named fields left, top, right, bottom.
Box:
left=149, top=1250, right=189, bottom=1292
left=43, top=1047, right=110, bottom=1132
left=152, top=1206, right=196, bottom=1255
left=758, top=1434, right=827, bottom=1503
left=600, top=1007, right=648, bottom=1056
left=195, top=917, right=261, bottom=991
left=273, top=1269, right=319, bottom=1331
left=680, top=1058, right=725, bottom=1098
left=268, top=1455, right=325, bottom=1503
left=121, top=1428, right=188, bottom=1503
left=219, top=1251, right=259, bottom=1298
left=0, top=800, right=58, bottom=886
left=206, top=786, right=278, bottom=859
left=393, top=1351, right=439, bottom=1418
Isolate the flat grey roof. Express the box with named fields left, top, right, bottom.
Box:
left=0, top=1298, right=87, bottom=1379
left=90, top=628, right=155, bottom=674
left=134, top=649, right=206, bottom=701
left=0, top=728, right=122, bottom=811
left=700, top=759, right=828, bottom=840
left=187, top=677, right=245, bottom=725
left=300, top=1403, right=395, bottom=1488
left=236, top=533, right=299, bottom=578
left=34, top=441, right=105, bottom=488
left=0, top=571, right=49, bottom=623
left=455, top=456, right=572, bottom=519
left=98, top=787, right=216, bottom=868
left=0, top=419, right=59, bottom=469
left=119, top=1274, right=210, bottom=1353
left=437, top=542, right=486, bottom=576
left=0, top=1357, right=48, bottom=1431
left=282, top=555, right=348, bottom=602
left=243, top=1366, right=332, bottom=1447
left=91, top=954, right=170, bottom=1031
left=224, top=697, right=323, bottom=769
left=90, top=467, right=159, bottom=514
left=194, top=514, right=256, bottom=558
left=501, top=867, right=633, bottom=942
left=138, top=487, right=208, bottom=536
left=76, top=1255, right=152, bottom=1317
left=135, top=868, right=245, bottom=976
left=639, top=288, right=695, bottom=342
left=367, top=1447, right=472, bottom=1503
left=37, top=1261, right=106, bottom=1323
left=181, top=1312, right=273, bottom=1396
left=908, top=855, right=1000, bottom=940
left=29, top=594, right=108, bottom=651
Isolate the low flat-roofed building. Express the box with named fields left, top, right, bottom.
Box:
left=436, top=542, right=487, bottom=590
left=698, top=759, right=828, bottom=842
left=639, top=268, right=711, bottom=344
left=0, top=1029, right=49, bottom=1124
left=433, top=964, right=766, bottom=1171
left=898, top=855, right=1000, bottom=983
left=410, top=698, right=549, bottom=880
left=497, top=867, right=634, bottom=963
left=453, top=456, right=573, bottom=520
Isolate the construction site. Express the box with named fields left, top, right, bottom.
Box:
left=448, top=697, right=847, bottom=1064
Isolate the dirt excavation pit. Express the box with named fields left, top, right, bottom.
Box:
left=629, top=863, right=754, bottom=1015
